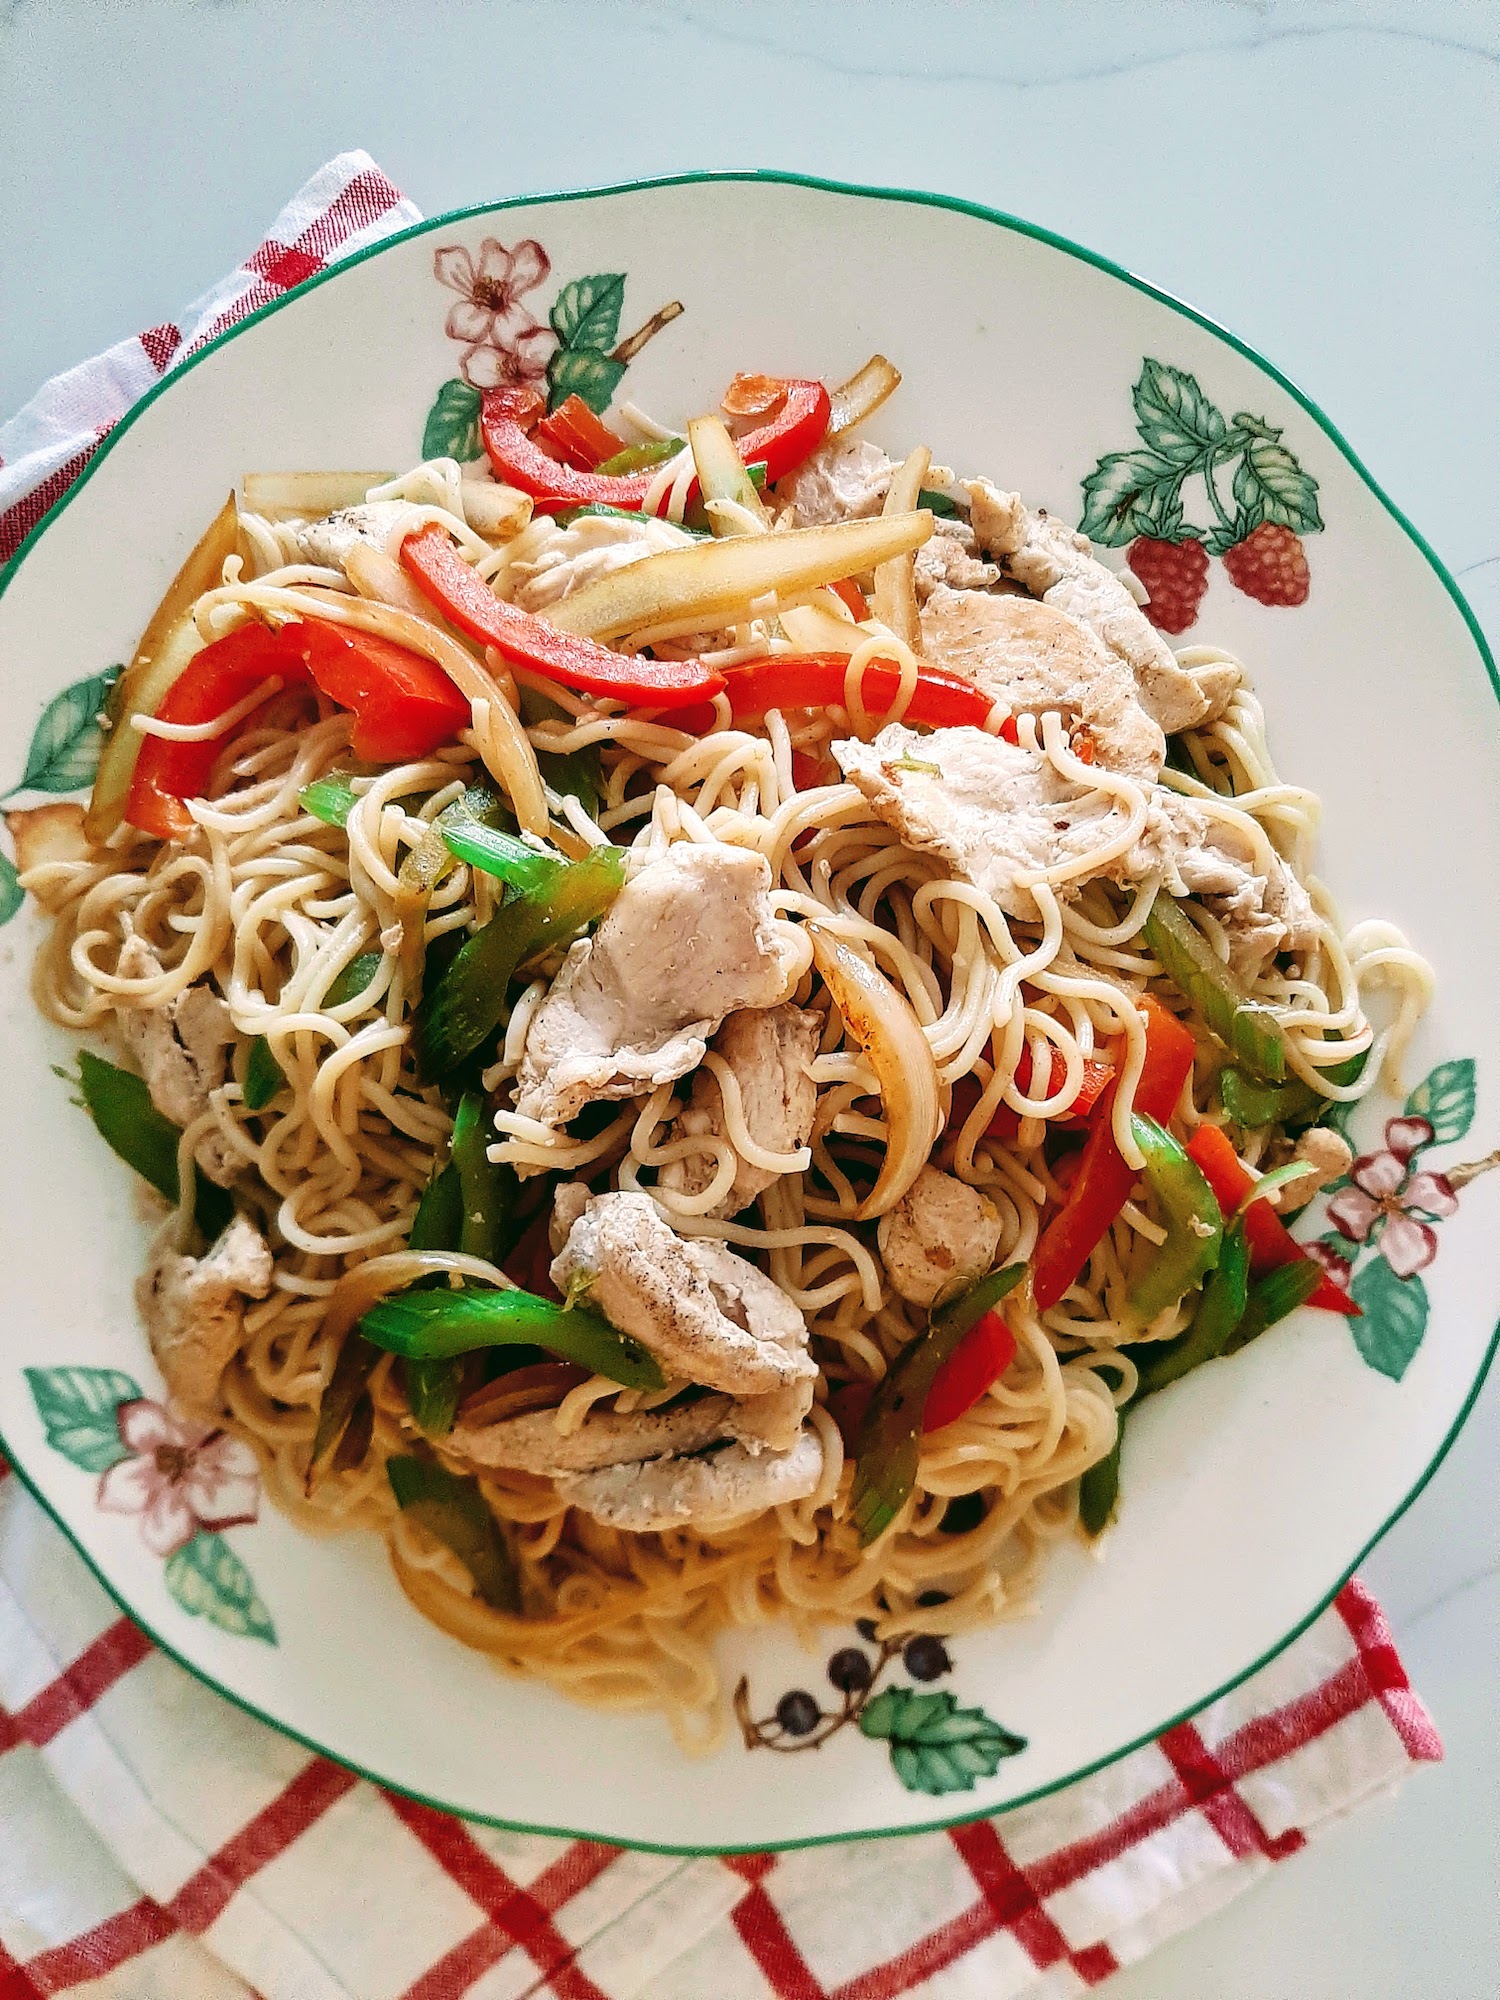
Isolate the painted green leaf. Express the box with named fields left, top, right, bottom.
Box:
left=1349, top=1256, right=1429, bottom=1382
left=1404, top=1059, right=1476, bottom=1148
left=422, top=378, right=483, bottom=463
left=0, top=848, right=20, bottom=928
left=858, top=1685, right=1026, bottom=1795
left=1131, top=359, right=1226, bottom=462
left=17, top=667, right=121, bottom=793
left=547, top=347, right=627, bottom=416
left=1078, top=448, right=1187, bottom=546
left=1230, top=435, right=1323, bottom=535
left=550, top=273, right=625, bottom=353
left=24, top=1365, right=142, bottom=1473
left=164, top=1531, right=276, bottom=1644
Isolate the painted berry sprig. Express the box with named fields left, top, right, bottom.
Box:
left=1078, top=359, right=1323, bottom=633
left=735, top=1618, right=1026, bottom=1796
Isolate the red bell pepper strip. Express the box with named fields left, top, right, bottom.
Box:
left=532, top=394, right=628, bottom=472
left=480, top=377, right=832, bottom=515
left=1031, top=996, right=1197, bottom=1313
left=921, top=1309, right=1017, bottom=1432
left=699, top=653, right=1018, bottom=737
left=282, top=620, right=471, bottom=763
left=949, top=1047, right=1115, bottom=1146
left=125, top=622, right=306, bottom=839
left=828, top=577, right=871, bottom=621
left=1185, top=1123, right=1358, bottom=1316
left=398, top=524, right=725, bottom=710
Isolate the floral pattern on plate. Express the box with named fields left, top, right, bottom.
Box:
left=24, top=1367, right=275, bottom=1644
left=421, top=234, right=684, bottom=461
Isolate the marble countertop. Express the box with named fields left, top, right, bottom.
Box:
left=2, top=1, right=1496, bottom=1991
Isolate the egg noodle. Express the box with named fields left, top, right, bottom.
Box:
left=23, top=415, right=1432, bottom=1749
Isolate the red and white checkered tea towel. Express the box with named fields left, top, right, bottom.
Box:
left=0, top=156, right=1444, bottom=2000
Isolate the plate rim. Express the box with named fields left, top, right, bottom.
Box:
left=0, top=167, right=1495, bottom=1856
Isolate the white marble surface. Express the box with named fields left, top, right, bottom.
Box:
left=1, top=1, right=1497, bottom=1991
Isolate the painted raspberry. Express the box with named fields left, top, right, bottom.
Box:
left=1221, top=522, right=1310, bottom=606
left=1126, top=536, right=1209, bottom=634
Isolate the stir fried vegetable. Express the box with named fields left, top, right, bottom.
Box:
left=872, top=447, right=929, bottom=648
left=399, top=523, right=724, bottom=710
left=241, top=1037, right=285, bottom=1111
left=415, top=844, right=626, bottom=1079
left=285, top=620, right=472, bottom=761
left=241, top=470, right=391, bottom=519
left=1218, top=1049, right=1366, bottom=1130
left=1185, top=1123, right=1357, bottom=1315
left=299, top=772, right=361, bottom=827
left=360, top=1283, right=664, bottom=1388
left=1134, top=1220, right=1250, bottom=1395
left=88, top=494, right=240, bottom=841
left=849, top=1264, right=1026, bottom=1543
left=1124, top=1113, right=1224, bottom=1325
left=807, top=923, right=940, bottom=1217
left=922, top=1303, right=1019, bottom=1434
left=399, top=1159, right=469, bottom=1436
left=1031, top=997, right=1197, bottom=1313
left=73, top=1049, right=233, bottom=1239
left=387, top=1455, right=520, bottom=1612
left=947, top=1045, right=1115, bottom=1146
left=1144, top=895, right=1289, bottom=1083
left=673, top=652, right=1007, bottom=741
left=543, top=511, right=934, bottom=645
left=533, top=394, right=628, bottom=470
left=1224, top=1260, right=1323, bottom=1352
left=827, top=353, right=902, bottom=436
left=439, top=819, right=564, bottom=894
left=517, top=686, right=604, bottom=816
left=593, top=436, right=684, bottom=477
left=306, top=1327, right=381, bottom=1488
left=687, top=413, right=770, bottom=533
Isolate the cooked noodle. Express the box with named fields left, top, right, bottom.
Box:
left=22, top=398, right=1433, bottom=1751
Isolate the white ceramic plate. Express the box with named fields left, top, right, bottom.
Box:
left=0, top=174, right=1495, bottom=1853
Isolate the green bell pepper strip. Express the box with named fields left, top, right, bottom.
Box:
left=241, top=1036, right=285, bottom=1112
left=450, top=1094, right=518, bottom=1267
left=1078, top=1431, right=1123, bottom=1538
left=307, top=1326, right=380, bottom=1483
left=439, top=820, right=564, bottom=895
left=299, top=772, right=361, bottom=828
left=386, top=1455, right=520, bottom=1612
left=1144, top=894, right=1288, bottom=1083
left=323, top=950, right=385, bottom=1012
left=75, top=1050, right=232, bottom=1240
left=552, top=502, right=710, bottom=540
left=1124, top=1113, right=1224, bottom=1325
left=401, top=1160, right=467, bottom=1436
left=1218, top=1049, right=1367, bottom=1130
left=916, top=487, right=959, bottom=517
left=849, top=1263, right=1026, bottom=1546
left=593, top=436, right=685, bottom=476
left=359, top=1283, right=664, bottom=1390
left=1133, top=1219, right=1250, bottom=1397
left=1223, top=1258, right=1323, bottom=1354
left=414, top=845, right=626, bottom=1079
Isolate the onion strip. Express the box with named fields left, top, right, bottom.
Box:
left=872, top=447, right=930, bottom=648
left=828, top=354, right=902, bottom=436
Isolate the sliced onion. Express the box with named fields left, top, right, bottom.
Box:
left=808, top=921, right=939, bottom=1218
left=545, top=511, right=932, bottom=643
left=687, top=413, right=770, bottom=533
left=828, top=354, right=902, bottom=437
left=455, top=1361, right=590, bottom=1428
left=872, top=447, right=930, bottom=648
left=242, top=471, right=391, bottom=520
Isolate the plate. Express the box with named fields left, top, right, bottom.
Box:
left=0, top=172, right=1495, bottom=1853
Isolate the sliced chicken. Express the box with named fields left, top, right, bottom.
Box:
left=1270, top=1126, right=1354, bottom=1214
left=550, top=1191, right=814, bottom=1397
left=877, top=1165, right=1003, bottom=1308
left=777, top=436, right=893, bottom=527
left=6, top=802, right=92, bottom=911
left=660, top=1004, right=820, bottom=1218
left=965, top=481, right=1210, bottom=735
left=513, top=844, right=804, bottom=1129
left=834, top=724, right=1316, bottom=972
left=115, top=936, right=241, bottom=1186
left=293, top=501, right=427, bottom=570
left=914, top=521, right=1000, bottom=603
left=135, top=1214, right=272, bottom=1417
left=558, top=1428, right=824, bottom=1532
left=918, top=585, right=1166, bottom=780
left=502, top=511, right=695, bottom=614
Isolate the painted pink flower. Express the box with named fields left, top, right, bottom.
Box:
left=1326, top=1115, right=1458, bottom=1279
left=97, top=1401, right=260, bottom=1557
left=1306, top=1238, right=1355, bottom=1292
left=433, top=237, right=554, bottom=391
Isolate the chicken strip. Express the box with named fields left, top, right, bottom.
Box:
left=777, top=435, right=893, bottom=527
left=877, top=1166, right=1003, bottom=1308
left=919, top=584, right=1166, bottom=780
left=115, top=936, right=241, bottom=1186
left=513, top=844, right=804, bottom=1129
left=965, top=480, right=1210, bottom=734
left=136, top=1214, right=272, bottom=1418
left=550, top=1191, right=814, bottom=1397
left=557, top=1429, right=824, bottom=1532
left=661, top=1003, right=820, bottom=1218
